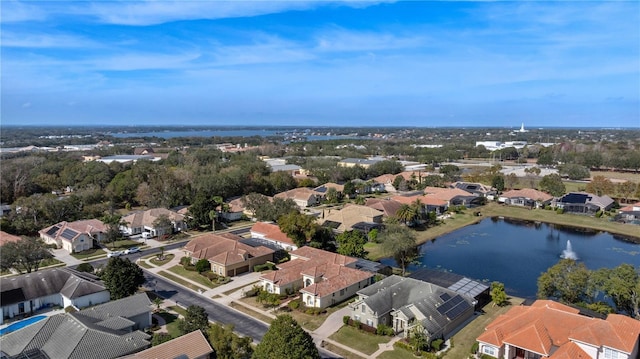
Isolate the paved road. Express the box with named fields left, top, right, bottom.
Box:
left=80, top=241, right=186, bottom=269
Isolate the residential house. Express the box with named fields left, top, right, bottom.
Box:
left=476, top=300, right=640, bottom=359
left=391, top=194, right=449, bottom=216
left=373, top=172, right=438, bottom=192
left=1, top=268, right=110, bottom=324
left=259, top=246, right=374, bottom=309
left=250, top=221, right=298, bottom=251
left=133, top=147, right=154, bottom=155
left=121, top=208, right=186, bottom=237
left=618, top=202, right=640, bottom=224
left=349, top=275, right=475, bottom=341
left=0, top=230, right=21, bottom=246
left=423, top=186, right=481, bottom=206
left=274, top=188, right=322, bottom=208
left=499, top=188, right=554, bottom=208
left=183, top=233, right=274, bottom=276
left=220, top=197, right=245, bottom=222
left=39, top=219, right=108, bottom=253
left=314, top=182, right=345, bottom=194
left=408, top=268, right=490, bottom=309
left=452, top=182, right=497, bottom=199
left=352, top=178, right=385, bottom=194
left=556, top=192, right=615, bottom=215
left=125, top=329, right=213, bottom=359
left=321, top=204, right=384, bottom=232
left=365, top=198, right=403, bottom=218
left=0, top=293, right=152, bottom=359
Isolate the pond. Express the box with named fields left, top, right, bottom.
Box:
left=381, top=218, right=640, bottom=298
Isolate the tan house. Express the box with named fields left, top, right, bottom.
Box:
left=250, top=222, right=298, bottom=250
left=274, top=188, right=322, bottom=208
left=121, top=208, right=186, bottom=237
left=423, top=186, right=481, bottom=206
left=0, top=231, right=21, bottom=246
left=314, top=182, right=345, bottom=194
left=183, top=233, right=274, bottom=276
left=127, top=330, right=213, bottom=359
left=477, top=300, right=640, bottom=359
left=259, top=246, right=374, bottom=309
left=499, top=188, right=554, bottom=208
left=391, top=194, right=449, bottom=215
left=39, top=219, right=108, bottom=253
left=365, top=198, right=403, bottom=218
left=321, top=204, right=383, bottom=232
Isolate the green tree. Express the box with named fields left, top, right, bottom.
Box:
left=537, top=259, right=590, bottom=304
left=0, top=237, right=53, bottom=273
left=559, top=163, right=590, bottom=180
left=336, top=230, right=368, bottom=258
left=379, top=222, right=419, bottom=276
left=586, top=176, right=615, bottom=196
left=343, top=181, right=356, bottom=198
left=76, top=263, right=94, bottom=273
left=539, top=174, right=566, bottom=197
left=100, top=257, right=145, bottom=299
left=252, top=314, right=320, bottom=359
left=102, top=214, right=125, bottom=248
left=599, top=264, right=640, bottom=318
left=439, top=164, right=461, bottom=182
left=178, top=305, right=210, bottom=337
left=152, top=214, right=173, bottom=238
left=395, top=204, right=418, bottom=227
left=491, top=174, right=505, bottom=193
left=277, top=212, right=317, bottom=248
left=209, top=323, right=253, bottom=359
left=152, top=297, right=163, bottom=311
left=490, top=281, right=508, bottom=306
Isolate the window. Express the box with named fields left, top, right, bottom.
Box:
left=604, top=348, right=620, bottom=359
left=354, top=315, right=360, bottom=321
left=482, top=346, right=496, bottom=357
left=307, top=297, right=314, bottom=306
left=367, top=319, right=373, bottom=327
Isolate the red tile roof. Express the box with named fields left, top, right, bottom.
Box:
left=0, top=231, right=21, bottom=246
left=478, top=300, right=640, bottom=356
left=250, top=222, right=295, bottom=246
left=365, top=198, right=403, bottom=217
left=184, top=233, right=273, bottom=266
left=130, top=330, right=213, bottom=359
left=501, top=188, right=553, bottom=202
left=423, top=187, right=474, bottom=201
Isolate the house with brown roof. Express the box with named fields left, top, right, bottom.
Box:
left=120, top=208, right=186, bottom=238
left=314, top=182, right=345, bottom=194
left=40, top=219, right=108, bottom=253
left=320, top=204, right=383, bottom=232
left=250, top=222, right=298, bottom=250
left=499, top=188, right=554, bottom=208
left=476, top=300, right=640, bottom=359
left=259, top=246, right=374, bottom=309
left=183, top=233, right=274, bottom=277
left=391, top=194, right=450, bottom=215
left=0, top=231, right=21, bottom=246
left=274, top=187, right=322, bottom=208
left=452, top=181, right=497, bottom=199
left=365, top=198, right=404, bottom=218
left=126, top=330, right=213, bottom=359
left=221, top=197, right=247, bottom=221
left=423, top=186, right=481, bottom=206
left=556, top=192, right=615, bottom=215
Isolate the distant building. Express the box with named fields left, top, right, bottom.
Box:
left=337, top=157, right=384, bottom=169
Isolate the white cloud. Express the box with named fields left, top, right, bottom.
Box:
left=1, top=32, right=97, bottom=48
left=314, top=29, right=426, bottom=52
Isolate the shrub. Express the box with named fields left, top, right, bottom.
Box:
left=204, top=271, right=219, bottom=281
left=151, top=333, right=172, bottom=346
left=244, top=285, right=260, bottom=298
left=180, top=256, right=191, bottom=266
left=595, top=210, right=603, bottom=218
left=376, top=324, right=394, bottom=336
left=431, top=338, right=444, bottom=351
left=195, top=259, right=210, bottom=273
left=556, top=208, right=564, bottom=214
left=343, top=315, right=350, bottom=325
left=76, top=263, right=94, bottom=273
left=64, top=306, right=77, bottom=313
left=289, top=299, right=301, bottom=310
left=470, top=342, right=479, bottom=354
left=254, top=262, right=276, bottom=272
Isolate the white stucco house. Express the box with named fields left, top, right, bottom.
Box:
left=39, top=219, right=108, bottom=253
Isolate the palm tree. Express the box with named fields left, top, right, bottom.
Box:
left=396, top=204, right=417, bottom=226
left=411, top=198, right=425, bottom=222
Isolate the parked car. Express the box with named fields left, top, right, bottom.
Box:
left=124, top=247, right=140, bottom=254
left=141, top=232, right=152, bottom=239
left=107, top=251, right=123, bottom=258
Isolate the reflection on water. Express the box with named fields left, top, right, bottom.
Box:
left=381, top=218, right=640, bottom=298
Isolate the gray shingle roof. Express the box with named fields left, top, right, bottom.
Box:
left=0, top=295, right=152, bottom=359
left=0, top=268, right=106, bottom=306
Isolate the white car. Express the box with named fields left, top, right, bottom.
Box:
left=107, top=251, right=123, bottom=258
left=124, top=247, right=140, bottom=254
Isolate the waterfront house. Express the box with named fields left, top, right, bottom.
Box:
left=477, top=300, right=640, bottom=359
left=349, top=275, right=475, bottom=341
left=320, top=204, right=384, bottom=232
left=618, top=202, right=640, bottom=224
left=556, top=192, right=615, bottom=215
left=499, top=188, right=554, bottom=208
left=423, top=186, right=482, bottom=207
left=39, top=219, right=108, bottom=253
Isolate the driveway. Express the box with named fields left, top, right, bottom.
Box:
left=52, top=248, right=83, bottom=266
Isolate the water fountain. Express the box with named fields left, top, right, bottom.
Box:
left=561, top=240, right=578, bottom=260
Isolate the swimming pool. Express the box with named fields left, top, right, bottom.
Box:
left=0, top=315, right=47, bottom=336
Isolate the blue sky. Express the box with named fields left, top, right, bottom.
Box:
left=2, top=1, right=639, bottom=128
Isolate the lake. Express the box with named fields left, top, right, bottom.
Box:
left=381, top=218, right=640, bottom=298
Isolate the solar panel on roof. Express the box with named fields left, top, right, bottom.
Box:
left=61, top=228, right=78, bottom=240
left=46, top=226, right=60, bottom=236
left=440, top=293, right=451, bottom=301
left=445, top=301, right=471, bottom=319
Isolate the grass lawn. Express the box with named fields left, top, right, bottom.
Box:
left=446, top=296, right=525, bottom=358
left=167, top=265, right=217, bottom=289
left=228, top=302, right=274, bottom=324
left=323, top=343, right=366, bottom=359
left=106, top=239, right=141, bottom=251
left=158, top=270, right=207, bottom=292
left=138, top=261, right=153, bottom=269
left=377, top=349, right=417, bottom=359
left=238, top=296, right=344, bottom=331
left=591, top=170, right=640, bottom=183
left=329, top=326, right=391, bottom=355
left=71, top=248, right=106, bottom=260
left=40, top=258, right=64, bottom=267
left=156, top=311, right=181, bottom=338
left=563, top=181, right=587, bottom=193
left=169, top=305, right=187, bottom=317
left=150, top=254, right=175, bottom=266
left=480, top=202, right=640, bottom=240
left=223, top=281, right=259, bottom=296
